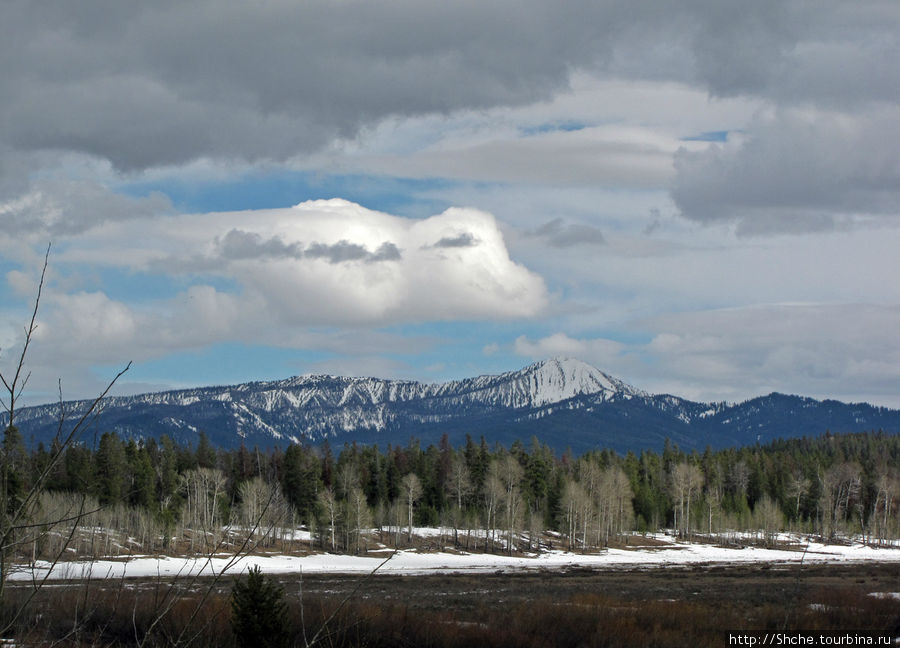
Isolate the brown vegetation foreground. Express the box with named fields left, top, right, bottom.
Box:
left=2, top=562, right=898, bottom=646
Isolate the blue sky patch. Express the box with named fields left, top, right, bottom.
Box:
left=680, top=130, right=730, bottom=142
left=119, top=343, right=333, bottom=390
left=520, top=121, right=590, bottom=136
left=120, top=170, right=455, bottom=218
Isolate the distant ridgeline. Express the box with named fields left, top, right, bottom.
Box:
left=7, top=358, right=900, bottom=453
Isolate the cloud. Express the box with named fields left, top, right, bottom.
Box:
left=369, top=242, right=403, bottom=262
left=218, top=230, right=304, bottom=260
left=0, top=178, right=173, bottom=239
left=304, top=240, right=400, bottom=264
left=641, top=304, right=900, bottom=404
left=16, top=200, right=546, bottom=368
left=303, top=241, right=369, bottom=263
left=34, top=290, right=141, bottom=360
left=671, top=106, right=900, bottom=234
left=682, top=0, right=799, bottom=98
left=0, top=1, right=624, bottom=172
left=186, top=229, right=405, bottom=269
left=345, top=123, right=682, bottom=189
left=529, top=218, right=606, bottom=248
left=225, top=201, right=547, bottom=325
left=2, top=1, right=896, bottom=246
left=514, top=333, right=625, bottom=366
left=7, top=1, right=893, bottom=175
left=430, top=233, right=479, bottom=249
left=510, top=303, right=900, bottom=407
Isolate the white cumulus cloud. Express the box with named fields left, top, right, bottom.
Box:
left=15, top=200, right=547, bottom=380
left=514, top=333, right=625, bottom=367
left=214, top=199, right=548, bottom=325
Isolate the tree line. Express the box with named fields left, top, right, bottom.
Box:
left=4, top=426, right=900, bottom=559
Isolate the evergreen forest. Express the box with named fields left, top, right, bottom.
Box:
left=4, top=426, right=899, bottom=563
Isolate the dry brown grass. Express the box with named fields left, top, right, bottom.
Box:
left=3, top=566, right=898, bottom=647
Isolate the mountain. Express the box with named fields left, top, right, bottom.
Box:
left=7, top=358, right=900, bottom=453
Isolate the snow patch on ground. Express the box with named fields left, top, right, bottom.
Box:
left=869, top=592, right=900, bottom=601
left=9, top=534, right=900, bottom=582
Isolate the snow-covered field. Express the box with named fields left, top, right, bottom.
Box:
left=9, top=532, right=900, bottom=582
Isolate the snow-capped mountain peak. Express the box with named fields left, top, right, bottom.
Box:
left=9, top=358, right=898, bottom=454
left=515, top=357, right=641, bottom=405
left=418, top=357, right=638, bottom=410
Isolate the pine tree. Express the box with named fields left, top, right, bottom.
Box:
left=231, top=565, right=289, bottom=648
left=2, top=425, right=27, bottom=515
left=95, top=432, right=126, bottom=506
left=281, top=444, right=320, bottom=524
left=195, top=430, right=216, bottom=469
left=126, top=440, right=155, bottom=509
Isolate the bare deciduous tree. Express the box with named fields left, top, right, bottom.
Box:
left=237, top=477, right=289, bottom=547
left=704, top=462, right=724, bottom=537
left=561, top=476, right=587, bottom=552
left=496, top=455, right=524, bottom=555
left=670, top=462, right=703, bottom=541
left=787, top=469, right=810, bottom=524
left=482, top=464, right=504, bottom=553
left=400, top=472, right=422, bottom=544
left=599, top=466, right=633, bottom=546
left=346, top=486, right=372, bottom=554
left=873, top=470, right=898, bottom=545
left=317, top=487, right=338, bottom=551
left=752, top=495, right=783, bottom=547
left=446, top=453, right=471, bottom=546
left=819, top=462, right=861, bottom=539
left=180, top=467, right=227, bottom=552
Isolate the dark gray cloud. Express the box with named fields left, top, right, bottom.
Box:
left=0, top=0, right=621, bottom=171
left=305, top=240, right=402, bottom=264
left=217, top=230, right=402, bottom=264
left=530, top=218, right=606, bottom=247
left=305, top=240, right=371, bottom=263
left=219, top=230, right=304, bottom=260
left=671, top=107, right=900, bottom=235
left=5, top=0, right=894, bottom=174
left=682, top=0, right=798, bottom=98
left=369, top=242, right=402, bottom=262
left=1, top=0, right=898, bottom=244
left=431, top=233, right=479, bottom=249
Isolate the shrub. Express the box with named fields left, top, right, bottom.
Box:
left=231, top=565, right=288, bottom=648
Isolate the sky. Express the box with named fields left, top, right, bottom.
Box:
left=1, top=1, right=900, bottom=408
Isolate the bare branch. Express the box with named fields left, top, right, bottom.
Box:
left=0, top=244, right=133, bottom=642
left=1, top=243, right=51, bottom=429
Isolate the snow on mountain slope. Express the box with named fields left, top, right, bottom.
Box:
left=9, top=358, right=900, bottom=452
left=7, top=358, right=632, bottom=438
left=428, top=357, right=642, bottom=408
left=94, top=357, right=630, bottom=413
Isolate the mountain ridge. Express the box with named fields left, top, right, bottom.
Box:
left=6, top=358, right=900, bottom=453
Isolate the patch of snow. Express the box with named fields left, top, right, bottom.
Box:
left=869, top=592, right=900, bottom=601
left=11, top=535, right=900, bottom=581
